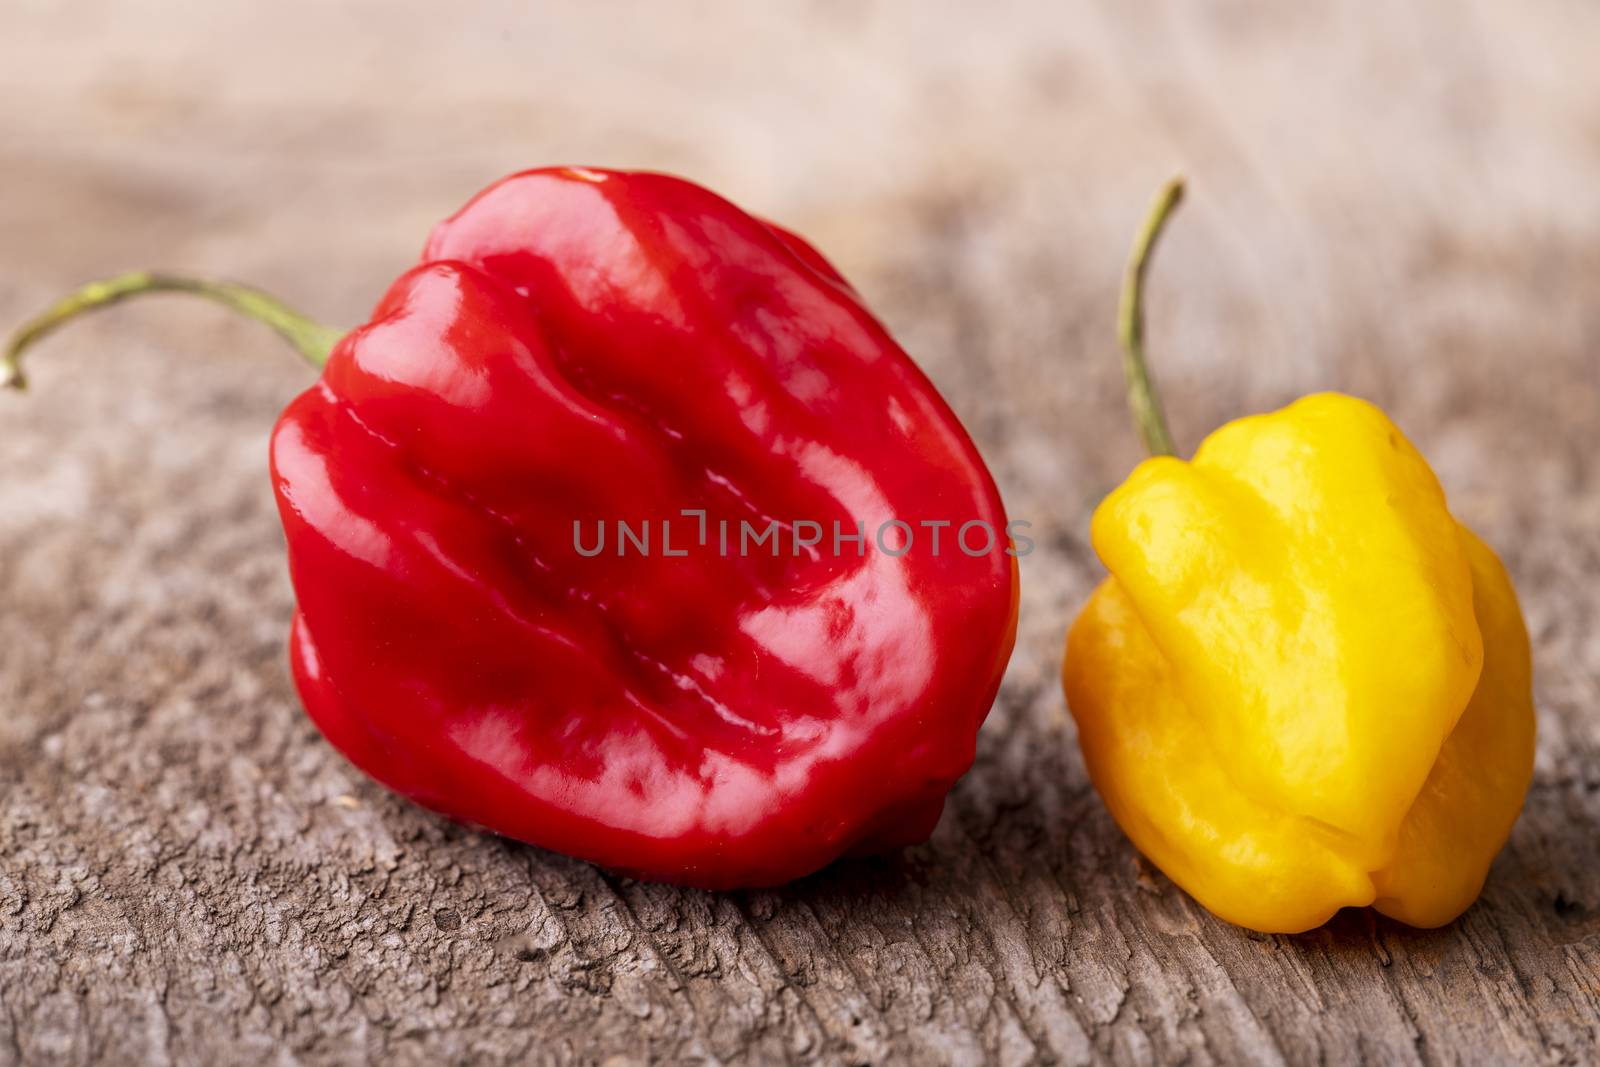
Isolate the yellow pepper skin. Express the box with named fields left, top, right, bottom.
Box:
left=1064, top=392, right=1535, bottom=933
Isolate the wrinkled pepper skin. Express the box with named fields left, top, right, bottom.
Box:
left=270, top=168, right=1019, bottom=888
left=1064, top=393, right=1534, bottom=932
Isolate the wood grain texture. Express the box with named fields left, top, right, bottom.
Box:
left=2, top=2, right=1598, bottom=1064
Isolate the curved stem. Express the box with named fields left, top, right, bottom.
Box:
left=1117, top=176, right=1185, bottom=457
left=3, top=271, right=342, bottom=391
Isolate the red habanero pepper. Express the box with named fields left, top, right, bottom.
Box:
left=5, top=167, right=1020, bottom=888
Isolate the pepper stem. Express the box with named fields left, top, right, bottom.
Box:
left=3, top=271, right=342, bottom=391
left=1117, top=177, right=1185, bottom=457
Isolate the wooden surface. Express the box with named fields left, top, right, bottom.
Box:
left=2, top=3, right=1598, bottom=1064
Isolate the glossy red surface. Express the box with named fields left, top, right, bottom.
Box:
left=270, top=168, right=1019, bottom=888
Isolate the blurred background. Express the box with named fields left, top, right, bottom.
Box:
left=2, top=3, right=1598, bottom=1062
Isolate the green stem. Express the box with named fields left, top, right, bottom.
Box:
left=1117, top=177, right=1185, bottom=457
left=3, top=271, right=342, bottom=391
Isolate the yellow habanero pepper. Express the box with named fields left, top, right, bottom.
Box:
left=1063, top=179, right=1536, bottom=934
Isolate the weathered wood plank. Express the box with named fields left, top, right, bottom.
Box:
left=2, top=2, right=1598, bottom=1063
